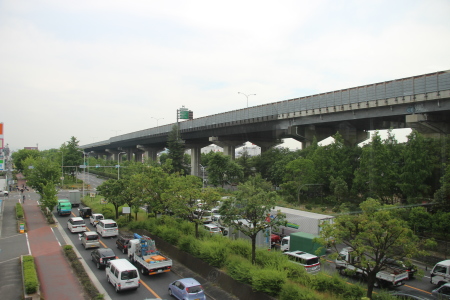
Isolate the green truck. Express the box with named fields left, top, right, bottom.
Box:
left=57, top=199, right=72, bottom=216
left=280, top=232, right=326, bottom=256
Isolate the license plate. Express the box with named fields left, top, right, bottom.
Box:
left=158, top=269, right=162, bottom=273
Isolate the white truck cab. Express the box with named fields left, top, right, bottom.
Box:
left=431, top=260, right=450, bottom=286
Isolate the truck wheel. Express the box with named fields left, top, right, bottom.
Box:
left=168, top=288, right=173, bottom=296
left=339, top=268, right=346, bottom=276
left=141, top=266, right=147, bottom=276
left=374, top=279, right=382, bottom=288
left=107, top=276, right=110, bottom=283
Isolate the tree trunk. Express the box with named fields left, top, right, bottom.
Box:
left=366, top=274, right=375, bottom=299
left=251, top=236, right=256, bottom=265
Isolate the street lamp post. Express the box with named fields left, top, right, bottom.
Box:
left=238, top=92, right=256, bottom=108
left=151, top=117, right=164, bottom=126
left=117, top=152, right=126, bottom=179
left=199, top=164, right=206, bottom=190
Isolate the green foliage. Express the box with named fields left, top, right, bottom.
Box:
left=228, top=238, right=252, bottom=259
left=279, top=282, right=321, bottom=300
left=23, top=255, right=38, bottom=294
left=22, top=156, right=61, bottom=196
left=225, top=255, right=255, bottom=284
left=178, top=235, right=200, bottom=254
left=206, top=152, right=243, bottom=187
left=319, top=198, right=426, bottom=299
left=167, top=125, right=187, bottom=174
left=158, top=227, right=181, bottom=245
left=220, top=175, right=286, bottom=264
left=309, top=273, right=364, bottom=299
left=251, top=268, right=287, bottom=296
left=41, top=182, right=58, bottom=212
left=101, top=206, right=115, bottom=219
left=116, top=216, right=129, bottom=228
left=12, top=149, right=41, bottom=171
left=197, top=240, right=229, bottom=268
left=16, top=203, right=24, bottom=219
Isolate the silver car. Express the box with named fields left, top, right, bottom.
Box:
left=81, top=231, right=100, bottom=249
left=432, top=283, right=450, bottom=299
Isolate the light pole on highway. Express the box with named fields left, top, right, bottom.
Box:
left=151, top=117, right=164, bottom=126
left=238, top=92, right=256, bottom=108
left=199, top=164, right=206, bottom=190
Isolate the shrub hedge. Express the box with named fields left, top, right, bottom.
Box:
left=127, top=217, right=367, bottom=299
left=16, top=203, right=24, bottom=219
left=62, top=245, right=104, bottom=300
left=23, top=255, right=38, bottom=294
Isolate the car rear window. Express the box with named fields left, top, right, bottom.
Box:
left=105, top=223, right=117, bottom=228
left=87, top=234, right=98, bottom=240
left=101, top=250, right=115, bottom=257
left=121, top=270, right=138, bottom=280
left=72, top=220, right=84, bottom=225
left=187, top=285, right=203, bottom=293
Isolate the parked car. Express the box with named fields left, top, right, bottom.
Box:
left=67, top=217, right=87, bottom=233
left=79, top=207, right=92, bottom=219
left=90, top=213, right=104, bottom=226
left=116, top=235, right=134, bottom=254
left=91, top=248, right=117, bottom=269
left=383, top=258, right=417, bottom=279
left=168, top=278, right=206, bottom=300
left=432, top=283, right=450, bottom=299
left=81, top=231, right=100, bottom=249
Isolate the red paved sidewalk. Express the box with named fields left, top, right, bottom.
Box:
left=22, top=185, right=85, bottom=299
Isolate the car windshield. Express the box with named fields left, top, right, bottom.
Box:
left=305, top=258, right=319, bottom=265
left=187, top=285, right=203, bottom=293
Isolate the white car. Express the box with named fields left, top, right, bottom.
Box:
left=67, top=217, right=87, bottom=233
left=0, top=190, right=9, bottom=196
left=90, top=213, right=104, bottom=226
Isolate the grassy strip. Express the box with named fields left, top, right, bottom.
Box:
left=16, top=202, right=24, bottom=219
left=62, top=245, right=104, bottom=300
left=23, top=256, right=38, bottom=294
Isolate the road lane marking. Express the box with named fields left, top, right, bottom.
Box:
left=403, top=284, right=432, bottom=295
left=140, top=279, right=161, bottom=299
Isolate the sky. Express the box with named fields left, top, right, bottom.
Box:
left=1, top=0, right=449, bottom=152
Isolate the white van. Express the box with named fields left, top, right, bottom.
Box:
left=430, top=260, right=450, bottom=286
left=105, top=259, right=140, bottom=293
left=97, top=219, right=118, bottom=238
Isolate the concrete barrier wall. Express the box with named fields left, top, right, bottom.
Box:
left=135, top=229, right=276, bottom=300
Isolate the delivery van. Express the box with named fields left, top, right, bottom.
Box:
left=105, top=259, right=140, bottom=293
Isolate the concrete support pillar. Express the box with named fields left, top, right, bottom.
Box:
left=338, top=122, right=370, bottom=147
left=287, top=125, right=334, bottom=149
left=137, top=145, right=164, bottom=162
left=135, top=151, right=143, bottom=163
left=406, top=114, right=450, bottom=139
left=209, top=137, right=245, bottom=160
left=106, top=149, right=122, bottom=161
left=190, top=147, right=202, bottom=176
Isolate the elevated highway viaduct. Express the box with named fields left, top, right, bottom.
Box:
left=81, top=70, right=450, bottom=176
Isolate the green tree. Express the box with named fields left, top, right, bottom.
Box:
left=219, top=175, right=286, bottom=264
left=408, top=206, right=432, bottom=234
left=22, top=157, right=61, bottom=196
left=167, top=125, right=186, bottom=174
left=399, top=131, right=436, bottom=202
left=352, top=132, right=398, bottom=204
left=319, top=198, right=426, bottom=299
left=206, top=152, right=243, bottom=187
left=96, top=179, right=125, bottom=219
left=165, top=177, right=220, bottom=238
left=41, top=182, right=58, bottom=212
left=434, top=163, right=450, bottom=209
left=11, top=149, right=41, bottom=171
left=63, top=137, right=83, bottom=181
left=235, top=149, right=255, bottom=179
left=280, top=157, right=316, bottom=203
